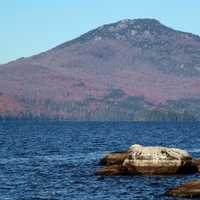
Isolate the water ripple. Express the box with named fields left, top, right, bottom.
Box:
left=0, top=121, right=199, bottom=199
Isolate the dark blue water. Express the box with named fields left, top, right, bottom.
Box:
left=0, top=121, right=200, bottom=200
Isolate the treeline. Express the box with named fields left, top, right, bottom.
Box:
left=0, top=94, right=198, bottom=122
left=135, top=108, right=196, bottom=122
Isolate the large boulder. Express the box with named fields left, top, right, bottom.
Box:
left=123, top=144, right=197, bottom=175
left=99, top=151, right=129, bottom=165
left=96, top=144, right=198, bottom=176
left=166, top=180, right=200, bottom=198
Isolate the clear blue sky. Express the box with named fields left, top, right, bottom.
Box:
left=1, top=0, right=200, bottom=64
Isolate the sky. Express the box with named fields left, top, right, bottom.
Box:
left=1, top=0, right=200, bottom=64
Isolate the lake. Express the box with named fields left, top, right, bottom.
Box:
left=0, top=121, right=200, bottom=199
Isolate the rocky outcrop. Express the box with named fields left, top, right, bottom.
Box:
left=96, top=144, right=198, bottom=176
left=166, top=180, right=200, bottom=198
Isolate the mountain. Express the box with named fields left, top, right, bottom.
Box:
left=1, top=18, right=200, bottom=121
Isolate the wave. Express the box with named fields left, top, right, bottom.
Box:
left=188, top=148, right=200, bottom=153
left=0, top=151, right=106, bottom=164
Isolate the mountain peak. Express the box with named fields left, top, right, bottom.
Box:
left=99, top=18, right=162, bottom=30
left=55, top=18, right=177, bottom=50
left=116, top=18, right=161, bottom=26
left=48, top=18, right=200, bottom=78
left=70, top=18, right=172, bottom=44
left=105, top=18, right=165, bottom=34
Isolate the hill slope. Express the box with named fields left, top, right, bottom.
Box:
left=1, top=19, right=200, bottom=121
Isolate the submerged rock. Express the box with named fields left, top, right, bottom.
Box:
left=166, top=180, right=200, bottom=198
left=96, top=144, right=198, bottom=176
left=194, top=159, right=200, bottom=172
left=95, top=165, right=128, bottom=176
left=99, top=151, right=129, bottom=166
